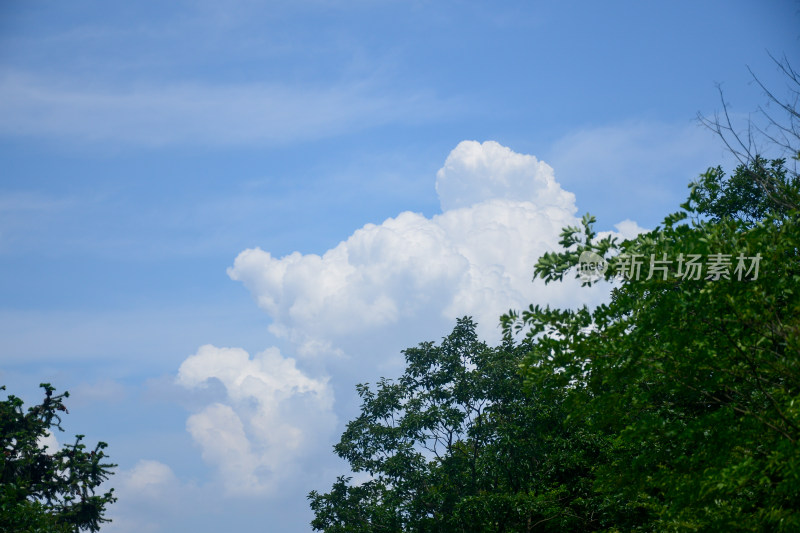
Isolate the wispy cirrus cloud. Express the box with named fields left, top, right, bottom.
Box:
left=0, top=71, right=457, bottom=147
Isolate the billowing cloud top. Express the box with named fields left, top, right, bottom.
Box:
left=228, top=140, right=599, bottom=358
left=435, top=140, right=576, bottom=212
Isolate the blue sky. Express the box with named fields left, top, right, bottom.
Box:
left=1, top=1, right=798, bottom=531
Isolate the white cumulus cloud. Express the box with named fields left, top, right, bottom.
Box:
left=176, top=345, right=334, bottom=495
left=228, top=140, right=611, bottom=358
left=121, top=460, right=177, bottom=493
left=436, top=140, right=576, bottom=212
left=179, top=140, right=639, bottom=499
left=37, top=430, right=59, bottom=452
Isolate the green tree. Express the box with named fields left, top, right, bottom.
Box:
left=0, top=384, right=117, bottom=533
left=691, top=155, right=799, bottom=226
left=309, top=318, right=610, bottom=532
left=698, top=54, right=800, bottom=213
left=504, top=156, right=800, bottom=530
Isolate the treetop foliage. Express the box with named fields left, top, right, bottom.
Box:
left=502, top=154, right=800, bottom=530
left=309, top=318, right=609, bottom=532
left=0, top=383, right=117, bottom=533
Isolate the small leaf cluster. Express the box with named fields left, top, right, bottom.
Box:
left=687, top=156, right=799, bottom=226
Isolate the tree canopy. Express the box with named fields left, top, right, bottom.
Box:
left=503, top=154, right=799, bottom=530
left=0, top=384, right=117, bottom=533
left=310, top=149, right=799, bottom=533
left=309, top=318, right=609, bottom=532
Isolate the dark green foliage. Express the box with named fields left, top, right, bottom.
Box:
left=309, top=318, right=609, bottom=532
left=0, top=384, right=117, bottom=533
left=689, top=156, right=799, bottom=225
left=505, top=158, right=800, bottom=531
